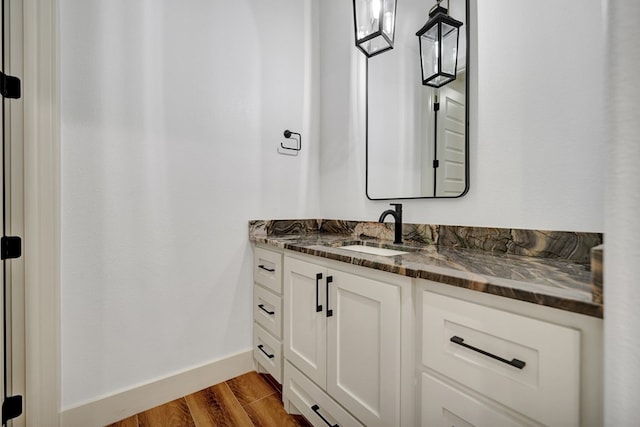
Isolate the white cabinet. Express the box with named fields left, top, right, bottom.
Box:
left=254, top=284, right=282, bottom=339
left=253, top=246, right=284, bottom=382
left=421, top=291, right=580, bottom=426
left=284, top=255, right=406, bottom=427
left=253, top=243, right=602, bottom=427
left=254, top=246, right=283, bottom=294
left=283, top=256, right=327, bottom=387
left=421, top=372, right=532, bottom=427
left=284, top=361, right=364, bottom=427
left=327, top=269, right=401, bottom=427
left=253, top=323, right=283, bottom=382
left=417, top=281, right=595, bottom=427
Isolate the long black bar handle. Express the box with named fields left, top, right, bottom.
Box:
left=326, top=276, right=333, bottom=317
left=311, top=404, right=339, bottom=427
left=257, top=344, right=275, bottom=359
left=315, top=273, right=323, bottom=312
left=258, top=264, right=275, bottom=273
left=450, top=336, right=526, bottom=369
left=258, top=304, right=275, bottom=315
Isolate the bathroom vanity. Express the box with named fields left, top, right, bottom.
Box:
left=250, top=220, right=603, bottom=427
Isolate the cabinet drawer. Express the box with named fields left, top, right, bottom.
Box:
left=421, top=372, right=534, bottom=427
left=254, top=247, right=283, bottom=294
left=422, top=291, right=580, bottom=427
left=254, top=284, right=282, bottom=339
left=253, top=323, right=282, bottom=383
left=284, top=361, right=364, bottom=427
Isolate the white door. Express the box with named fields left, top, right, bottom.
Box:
left=283, top=257, right=327, bottom=388
left=326, top=270, right=401, bottom=427
left=435, top=74, right=466, bottom=196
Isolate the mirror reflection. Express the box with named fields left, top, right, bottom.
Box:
left=366, top=0, right=469, bottom=199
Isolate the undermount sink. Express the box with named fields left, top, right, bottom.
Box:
left=339, top=244, right=408, bottom=257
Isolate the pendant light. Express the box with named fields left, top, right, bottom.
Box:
left=416, top=0, right=463, bottom=87
left=353, top=0, right=398, bottom=57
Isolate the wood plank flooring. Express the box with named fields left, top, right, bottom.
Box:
left=106, top=371, right=311, bottom=427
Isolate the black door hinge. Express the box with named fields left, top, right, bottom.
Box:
left=433, top=159, right=440, bottom=168
left=0, top=72, right=20, bottom=99
left=434, top=102, right=440, bottom=112
left=1, top=236, right=21, bottom=260
left=2, top=395, right=23, bottom=424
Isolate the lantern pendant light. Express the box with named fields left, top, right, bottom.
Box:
left=353, top=0, right=398, bottom=58
left=416, top=0, right=463, bottom=87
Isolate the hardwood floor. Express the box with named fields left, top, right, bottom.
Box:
left=106, top=371, right=311, bottom=427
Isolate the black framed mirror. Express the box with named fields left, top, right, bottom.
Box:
left=365, top=0, right=469, bottom=199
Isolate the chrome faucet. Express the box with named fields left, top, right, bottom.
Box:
left=378, top=203, right=403, bottom=244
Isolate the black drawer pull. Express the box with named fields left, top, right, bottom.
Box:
left=311, top=404, right=338, bottom=427
left=257, top=344, right=275, bottom=359
left=450, top=336, right=526, bottom=369
left=315, top=273, right=323, bottom=312
left=326, top=276, right=333, bottom=317
left=258, top=264, right=275, bottom=272
left=258, top=304, right=275, bottom=315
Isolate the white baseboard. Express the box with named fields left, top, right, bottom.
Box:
left=60, top=350, right=254, bottom=427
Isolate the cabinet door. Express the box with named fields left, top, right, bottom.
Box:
left=421, top=372, right=532, bottom=427
left=284, top=361, right=364, bottom=427
left=326, top=270, right=401, bottom=427
left=254, top=246, right=283, bottom=294
left=254, top=284, right=282, bottom=339
left=284, top=257, right=327, bottom=388
left=254, top=323, right=283, bottom=383
left=422, top=291, right=580, bottom=427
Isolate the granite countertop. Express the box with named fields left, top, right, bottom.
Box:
left=250, top=231, right=602, bottom=318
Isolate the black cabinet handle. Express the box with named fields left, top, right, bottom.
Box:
left=257, top=344, right=275, bottom=359
left=258, top=264, right=275, bottom=272
left=326, top=276, right=333, bottom=317
left=450, top=336, right=526, bottom=369
left=311, top=404, right=338, bottom=427
left=315, top=273, right=323, bottom=312
left=258, top=304, right=275, bottom=315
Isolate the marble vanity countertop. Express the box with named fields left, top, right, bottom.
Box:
left=250, top=231, right=603, bottom=318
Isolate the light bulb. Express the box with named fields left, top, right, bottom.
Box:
left=383, top=11, right=393, bottom=34
left=371, top=0, right=381, bottom=21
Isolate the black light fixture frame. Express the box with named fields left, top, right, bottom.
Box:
left=416, top=4, right=463, bottom=88
left=352, top=0, right=398, bottom=58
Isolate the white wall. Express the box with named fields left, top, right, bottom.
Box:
left=60, top=0, right=320, bottom=408
left=604, top=1, right=640, bottom=425
left=319, top=0, right=605, bottom=232
left=59, top=0, right=607, bottom=410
